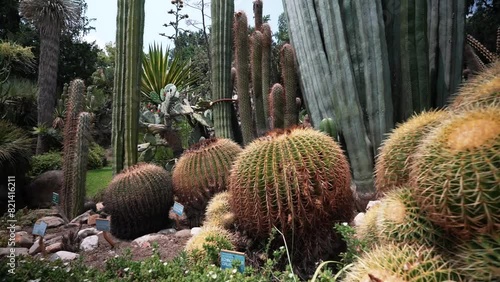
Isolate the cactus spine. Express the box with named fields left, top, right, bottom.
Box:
left=269, top=83, right=285, bottom=129
left=261, top=23, right=272, bottom=127
left=61, top=79, right=90, bottom=219
left=234, top=12, right=255, bottom=145
left=211, top=0, right=235, bottom=140
left=280, top=44, right=299, bottom=128
left=251, top=31, right=267, bottom=136
left=112, top=0, right=145, bottom=175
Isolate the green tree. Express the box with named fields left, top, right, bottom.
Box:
left=275, top=12, right=289, bottom=45
left=19, top=0, right=80, bottom=154
left=466, top=0, right=499, bottom=53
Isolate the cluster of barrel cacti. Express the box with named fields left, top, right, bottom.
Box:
left=60, top=79, right=91, bottom=220
left=233, top=0, right=300, bottom=146
left=347, top=62, right=499, bottom=281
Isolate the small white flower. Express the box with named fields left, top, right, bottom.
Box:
left=232, top=269, right=237, bottom=274
left=63, top=262, right=69, bottom=266
left=114, top=255, right=119, bottom=258
left=185, top=270, right=189, bottom=274
left=40, top=258, right=44, bottom=261
left=342, top=222, right=348, bottom=226
left=124, top=267, right=129, bottom=272
left=288, top=273, right=294, bottom=278
left=279, top=246, right=285, bottom=250
left=211, top=273, right=217, bottom=279
left=148, top=269, right=153, bottom=273
left=163, top=262, right=168, bottom=266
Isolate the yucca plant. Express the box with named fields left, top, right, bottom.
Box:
left=141, top=42, right=200, bottom=102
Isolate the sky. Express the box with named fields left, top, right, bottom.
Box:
left=83, top=0, right=284, bottom=51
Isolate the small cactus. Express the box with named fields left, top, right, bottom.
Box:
left=204, top=191, right=235, bottom=229
left=268, top=83, right=285, bottom=129
left=184, top=226, right=235, bottom=263
left=280, top=44, right=299, bottom=128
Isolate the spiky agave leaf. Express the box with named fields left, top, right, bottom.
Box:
left=343, top=244, right=460, bottom=282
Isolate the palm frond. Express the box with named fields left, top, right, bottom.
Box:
left=19, top=0, right=80, bottom=33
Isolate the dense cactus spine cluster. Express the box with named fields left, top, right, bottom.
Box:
left=103, top=163, right=174, bottom=240
left=280, top=44, right=299, bottom=128
left=172, top=138, right=242, bottom=226
left=268, top=83, right=285, bottom=130
left=251, top=31, right=267, bottom=136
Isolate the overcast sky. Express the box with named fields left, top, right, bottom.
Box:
left=83, top=0, right=284, bottom=51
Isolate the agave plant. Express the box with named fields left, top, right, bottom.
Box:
left=141, top=43, right=200, bottom=103
left=0, top=121, right=33, bottom=177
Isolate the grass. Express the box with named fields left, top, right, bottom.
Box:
left=86, top=166, right=113, bottom=198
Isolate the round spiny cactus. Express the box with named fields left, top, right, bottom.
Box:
left=376, top=188, right=448, bottom=249
left=449, top=60, right=500, bottom=111
left=375, top=110, right=449, bottom=194
left=185, top=226, right=235, bottom=263
left=355, top=202, right=382, bottom=247
left=204, top=191, right=234, bottom=229
left=410, top=107, right=500, bottom=239
left=454, top=233, right=500, bottom=281
left=172, top=138, right=242, bottom=226
left=103, top=163, right=173, bottom=240
left=343, top=244, right=459, bottom=282
left=229, top=127, right=353, bottom=255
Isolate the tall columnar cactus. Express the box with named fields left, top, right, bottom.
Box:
left=251, top=31, right=267, bottom=136
left=375, top=110, right=449, bottom=194
left=280, top=44, right=299, bottom=128
left=269, top=83, right=285, bottom=129
left=343, top=244, right=459, bottom=282
left=112, top=0, right=145, bottom=175
left=410, top=107, right=500, bottom=239
left=261, top=23, right=272, bottom=127
left=229, top=127, right=353, bottom=261
left=61, top=79, right=89, bottom=219
left=252, top=0, right=263, bottom=31
left=211, top=0, right=235, bottom=140
left=234, top=11, right=255, bottom=145
left=172, top=138, right=242, bottom=226
left=103, top=163, right=174, bottom=239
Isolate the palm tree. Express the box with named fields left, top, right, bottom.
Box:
left=19, top=0, right=79, bottom=154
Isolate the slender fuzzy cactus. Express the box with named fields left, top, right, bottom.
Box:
left=253, top=0, right=263, bottom=31
left=280, top=44, right=299, bottom=128
left=211, top=0, right=235, bottom=140
left=261, top=23, right=272, bottom=127
left=61, top=79, right=88, bottom=219
left=269, top=83, right=285, bottom=129
left=234, top=11, right=255, bottom=145
left=70, top=112, right=90, bottom=218
left=251, top=31, right=267, bottom=136
left=112, top=0, right=145, bottom=175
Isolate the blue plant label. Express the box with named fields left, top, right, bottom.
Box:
left=96, top=218, right=110, bottom=232
left=52, top=192, right=59, bottom=204
left=32, top=221, right=48, bottom=237
left=220, top=249, right=245, bottom=273
left=173, top=202, right=184, bottom=216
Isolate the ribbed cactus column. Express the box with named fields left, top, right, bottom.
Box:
left=61, top=79, right=90, bottom=219
left=251, top=31, right=267, bottom=136
left=211, top=0, right=235, bottom=140
left=269, top=83, right=285, bottom=129
left=112, top=0, right=145, bottom=175
left=261, top=23, right=272, bottom=127
left=253, top=0, right=263, bottom=31
left=234, top=12, right=255, bottom=145
left=281, top=44, right=299, bottom=128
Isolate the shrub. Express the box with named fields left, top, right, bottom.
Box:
left=30, top=151, right=62, bottom=176
left=87, top=142, right=106, bottom=169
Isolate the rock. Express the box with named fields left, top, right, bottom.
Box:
left=70, top=210, right=92, bottom=224
left=37, top=216, right=64, bottom=228
left=175, top=229, right=192, bottom=238
left=190, top=227, right=202, bottom=236
left=24, top=170, right=63, bottom=209
left=44, top=235, right=62, bottom=246
left=132, top=234, right=166, bottom=247
left=29, top=240, right=41, bottom=255
left=158, top=228, right=176, bottom=235
left=84, top=201, right=97, bottom=212
left=80, top=235, right=99, bottom=251
left=96, top=202, right=104, bottom=212
left=50, top=251, right=79, bottom=262
left=77, top=227, right=99, bottom=240
left=15, top=226, right=21, bottom=232
left=87, top=214, right=100, bottom=225
left=366, top=200, right=381, bottom=210
left=15, top=231, right=33, bottom=248
left=0, top=248, right=28, bottom=257
left=353, top=212, right=365, bottom=227
left=46, top=242, right=63, bottom=253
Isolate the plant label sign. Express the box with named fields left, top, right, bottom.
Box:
left=32, top=221, right=48, bottom=237
left=173, top=202, right=184, bottom=216
left=52, top=192, right=59, bottom=205
left=95, top=219, right=110, bottom=232
left=220, top=249, right=245, bottom=273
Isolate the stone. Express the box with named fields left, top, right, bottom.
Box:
left=80, top=235, right=99, bottom=251
left=174, top=229, right=192, bottom=238
left=46, top=242, right=63, bottom=253
left=132, top=234, right=166, bottom=246
left=87, top=214, right=100, bottom=225
left=158, top=228, right=176, bottom=235
left=366, top=200, right=381, bottom=210
left=44, top=235, right=62, bottom=246
left=0, top=248, right=29, bottom=257
left=96, top=202, right=104, bottom=212
left=24, top=170, right=63, bottom=209
left=15, top=231, right=33, bottom=248
left=190, top=227, right=202, bottom=236
left=353, top=212, right=365, bottom=227
left=37, top=216, right=65, bottom=228
left=29, top=240, right=41, bottom=255
left=77, top=227, right=99, bottom=240
left=70, top=210, right=92, bottom=224
left=15, top=226, right=21, bottom=232
left=50, top=251, right=79, bottom=262
left=84, top=201, right=97, bottom=212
